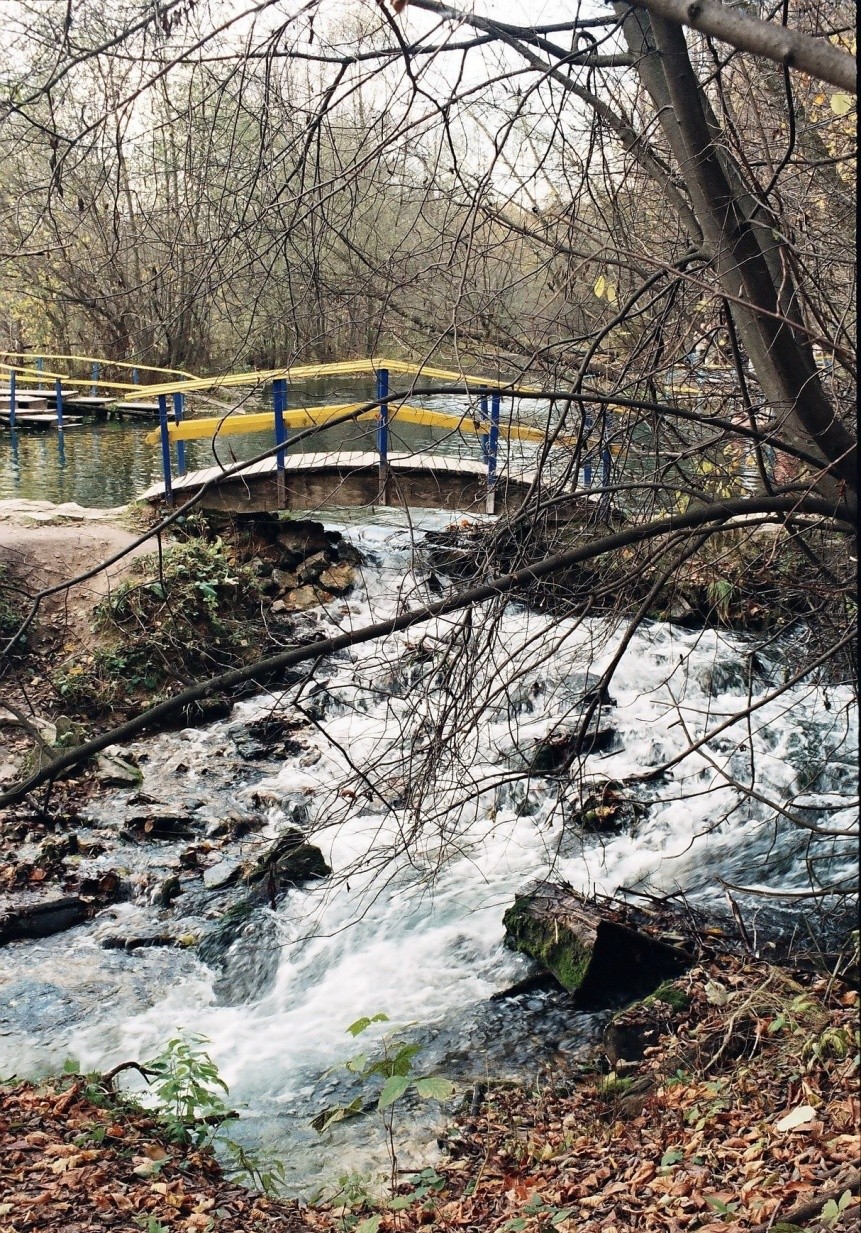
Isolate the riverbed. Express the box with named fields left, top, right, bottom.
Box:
left=0, top=509, right=856, bottom=1197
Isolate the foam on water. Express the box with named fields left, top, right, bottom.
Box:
left=0, top=510, right=855, bottom=1191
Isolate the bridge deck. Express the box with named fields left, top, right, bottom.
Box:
left=140, top=450, right=556, bottom=514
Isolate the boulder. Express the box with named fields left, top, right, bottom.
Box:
left=95, top=751, right=142, bottom=786
left=241, top=828, right=330, bottom=895
left=502, top=883, right=694, bottom=1008
left=273, top=585, right=320, bottom=613
left=317, top=563, right=356, bottom=595
left=275, top=519, right=330, bottom=557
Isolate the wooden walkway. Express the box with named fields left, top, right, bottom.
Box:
left=141, top=450, right=555, bottom=514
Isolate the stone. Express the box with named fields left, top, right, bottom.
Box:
left=296, top=552, right=329, bottom=585
left=276, top=585, right=320, bottom=612
left=317, top=563, right=356, bottom=594
left=272, top=567, right=299, bottom=591
left=275, top=519, right=330, bottom=557
left=95, top=751, right=142, bottom=786
left=241, top=828, right=330, bottom=893
left=0, top=895, right=87, bottom=944
left=203, top=859, right=244, bottom=890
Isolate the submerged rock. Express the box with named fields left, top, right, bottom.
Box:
left=240, top=828, right=331, bottom=895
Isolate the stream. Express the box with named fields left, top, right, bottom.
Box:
left=0, top=510, right=857, bottom=1197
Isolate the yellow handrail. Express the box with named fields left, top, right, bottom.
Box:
left=144, top=402, right=557, bottom=446
left=1, top=352, right=198, bottom=380
left=130, top=356, right=540, bottom=400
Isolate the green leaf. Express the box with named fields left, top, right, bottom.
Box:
left=414, top=1077, right=455, bottom=1101
left=355, top=1217, right=381, bottom=1233
left=503, top=1220, right=528, bottom=1232
left=705, top=1195, right=739, bottom=1215
left=661, top=1149, right=684, bottom=1166
left=378, top=1074, right=410, bottom=1110
left=347, top=1013, right=389, bottom=1037
left=345, top=1053, right=367, bottom=1074
left=551, top=1211, right=575, bottom=1227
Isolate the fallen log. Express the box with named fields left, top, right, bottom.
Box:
left=502, top=882, right=696, bottom=1008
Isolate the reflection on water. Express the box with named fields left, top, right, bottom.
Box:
left=0, top=380, right=545, bottom=509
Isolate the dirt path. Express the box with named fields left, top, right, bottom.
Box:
left=0, top=500, right=158, bottom=646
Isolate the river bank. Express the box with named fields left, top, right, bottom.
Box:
left=1, top=954, right=858, bottom=1232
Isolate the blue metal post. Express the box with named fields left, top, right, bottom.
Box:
left=158, top=394, right=173, bottom=504
left=377, top=367, right=389, bottom=503
left=36, top=356, right=43, bottom=377
left=582, top=410, right=593, bottom=488
left=488, top=394, right=500, bottom=480
left=54, top=377, right=64, bottom=429
left=132, top=367, right=140, bottom=386
left=172, top=392, right=186, bottom=476
left=273, top=378, right=287, bottom=506
left=8, top=369, right=16, bottom=430
left=91, top=362, right=99, bottom=397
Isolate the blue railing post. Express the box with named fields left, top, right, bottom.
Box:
left=273, top=378, right=288, bottom=506
left=486, top=392, right=500, bottom=513
left=132, top=367, right=140, bottom=386
left=582, top=409, right=593, bottom=488
left=377, top=367, right=389, bottom=504
left=158, top=394, right=173, bottom=505
left=8, top=369, right=16, bottom=430
left=54, top=377, right=64, bottom=429
left=36, top=356, right=43, bottom=377
left=91, top=361, right=99, bottom=397
left=172, top=392, right=186, bottom=476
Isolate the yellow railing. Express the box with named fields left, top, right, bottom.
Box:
left=128, top=356, right=540, bottom=400
left=144, top=402, right=556, bottom=446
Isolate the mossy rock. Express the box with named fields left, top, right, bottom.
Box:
left=502, top=897, right=592, bottom=992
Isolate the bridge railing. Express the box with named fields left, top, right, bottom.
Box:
left=136, top=356, right=611, bottom=509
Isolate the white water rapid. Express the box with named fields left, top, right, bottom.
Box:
left=1, top=512, right=856, bottom=1195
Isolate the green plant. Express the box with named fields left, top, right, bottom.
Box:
left=313, top=1014, right=454, bottom=1195
left=143, top=1034, right=234, bottom=1147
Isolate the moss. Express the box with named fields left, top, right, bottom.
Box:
left=644, top=981, right=691, bottom=1012
left=502, top=898, right=592, bottom=992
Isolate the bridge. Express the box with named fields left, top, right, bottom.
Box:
left=0, top=352, right=626, bottom=515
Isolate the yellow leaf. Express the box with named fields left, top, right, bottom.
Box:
left=814, top=94, right=825, bottom=106
left=830, top=93, right=853, bottom=116
left=606, top=283, right=617, bottom=303
left=594, top=275, right=606, bottom=299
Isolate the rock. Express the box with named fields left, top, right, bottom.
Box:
left=272, top=567, right=299, bottom=591
left=502, top=883, right=694, bottom=1008
left=198, top=901, right=281, bottom=1004
left=603, top=983, right=691, bottom=1064
left=0, top=895, right=87, bottom=944
left=154, top=875, right=182, bottom=907
left=296, top=552, right=330, bottom=585
left=275, top=585, right=320, bottom=612
left=564, top=782, right=648, bottom=835
left=524, top=723, right=622, bottom=772
left=95, top=751, right=142, bottom=786
left=317, top=563, right=356, bottom=594
left=101, top=933, right=178, bottom=951
left=275, top=519, right=330, bottom=557
left=203, top=859, right=244, bottom=890
left=125, top=811, right=195, bottom=841
left=336, top=541, right=363, bottom=567
left=241, top=828, right=330, bottom=895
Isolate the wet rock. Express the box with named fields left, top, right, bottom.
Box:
left=95, top=750, right=142, bottom=786
left=317, top=563, right=356, bottom=594
left=232, top=715, right=306, bottom=761
left=0, top=895, right=89, bottom=944
left=124, top=811, right=195, bottom=841
left=154, top=875, right=182, bottom=907
left=203, top=858, right=244, bottom=891
left=563, top=782, right=648, bottom=835
left=523, top=722, right=622, bottom=773
left=241, top=828, right=330, bottom=896
left=101, top=933, right=179, bottom=951
left=273, top=585, right=320, bottom=613
left=198, top=901, right=281, bottom=1004
left=603, top=983, right=690, bottom=1065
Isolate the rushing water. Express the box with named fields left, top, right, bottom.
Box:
left=0, top=510, right=856, bottom=1195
